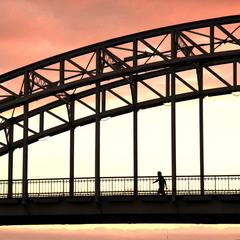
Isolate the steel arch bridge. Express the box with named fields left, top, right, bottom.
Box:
left=0, top=15, right=240, bottom=225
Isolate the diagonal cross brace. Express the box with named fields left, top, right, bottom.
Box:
left=67, top=59, right=95, bottom=77
left=175, top=73, right=198, bottom=92
left=103, top=48, right=131, bottom=69
left=140, top=38, right=169, bottom=61
left=34, top=71, right=96, bottom=115
left=139, top=80, right=164, bottom=98
left=108, top=88, right=131, bottom=105
left=205, top=66, right=232, bottom=87
left=179, top=32, right=208, bottom=55
left=0, top=85, right=18, bottom=97
left=216, top=24, right=240, bottom=46
left=0, top=115, right=37, bottom=137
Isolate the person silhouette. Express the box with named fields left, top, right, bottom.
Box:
left=153, top=171, right=167, bottom=195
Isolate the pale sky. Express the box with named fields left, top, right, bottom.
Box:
left=0, top=0, right=240, bottom=237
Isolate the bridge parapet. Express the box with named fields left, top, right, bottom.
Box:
left=0, top=175, right=239, bottom=198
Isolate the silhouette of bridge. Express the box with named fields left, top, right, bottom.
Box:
left=0, top=15, right=240, bottom=225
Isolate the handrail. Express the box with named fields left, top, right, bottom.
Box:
left=0, top=175, right=239, bottom=198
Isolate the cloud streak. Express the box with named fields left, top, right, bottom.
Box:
left=0, top=225, right=240, bottom=240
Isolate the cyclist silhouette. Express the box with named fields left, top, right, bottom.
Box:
left=153, top=171, right=167, bottom=195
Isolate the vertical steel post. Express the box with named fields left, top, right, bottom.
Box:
left=95, top=49, right=101, bottom=200
left=133, top=82, right=138, bottom=196
left=133, top=40, right=138, bottom=196
left=8, top=123, right=13, bottom=198
left=233, top=61, right=237, bottom=87
left=197, top=67, right=205, bottom=195
left=69, top=100, right=75, bottom=197
left=39, top=111, right=44, bottom=133
left=60, top=59, right=65, bottom=85
left=171, top=72, right=177, bottom=198
left=199, top=97, right=204, bottom=195
left=23, top=72, right=29, bottom=199
left=171, top=31, right=177, bottom=198
left=102, top=89, right=106, bottom=112
left=210, top=24, right=214, bottom=55
left=166, top=74, right=170, bottom=98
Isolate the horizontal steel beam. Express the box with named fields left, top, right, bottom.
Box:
left=0, top=50, right=239, bottom=114
left=0, top=196, right=240, bottom=225
left=1, top=84, right=240, bottom=156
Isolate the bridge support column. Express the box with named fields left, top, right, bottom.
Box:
left=7, top=124, right=13, bottom=198
left=197, top=67, right=205, bottom=195
left=171, top=32, right=177, bottom=199
left=133, top=40, right=138, bottom=197
left=133, top=82, right=138, bottom=197
left=171, top=72, right=177, bottom=198
left=69, top=100, right=75, bottom=197
left=23, top=72, right=29, bottom=199
left=199, top=96, right=204, bottom=195
left=95, top=49, right=101, bottom=200
left=95, top=82, right=101, bottom=200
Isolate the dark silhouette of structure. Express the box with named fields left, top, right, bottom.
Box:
left=153, top=171, right=167, bottom=195
left=0, top=15, right=240, bottom=225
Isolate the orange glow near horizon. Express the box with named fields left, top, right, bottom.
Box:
left=0, top=224, right=240, bottom=240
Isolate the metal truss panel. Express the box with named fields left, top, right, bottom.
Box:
left=214, top=23, right=240, bottom=52
left=105, top=85, right=132, bottom=111
left=175, top=69, right=199, bottom=93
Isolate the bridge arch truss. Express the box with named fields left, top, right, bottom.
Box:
left=0, top=15, right=240, bottom=202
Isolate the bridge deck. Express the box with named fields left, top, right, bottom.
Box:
left=0, top=194, right=240, bottom=225
left=0, top=175, right=239, bottom=224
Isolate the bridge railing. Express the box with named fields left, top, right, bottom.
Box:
left=0, top=175, right=240, bottom=198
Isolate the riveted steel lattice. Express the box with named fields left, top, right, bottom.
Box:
left=0, top=15, right=240, bottom=200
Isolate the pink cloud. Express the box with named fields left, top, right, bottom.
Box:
left=0, top=0, right=239, bottom=73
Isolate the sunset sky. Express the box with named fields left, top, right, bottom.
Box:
left=0, top=0, right=240, bottom=238
left=0, top=0, right=239, bottom=74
